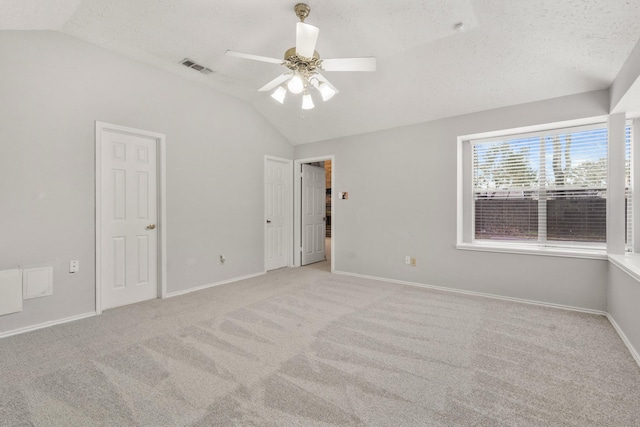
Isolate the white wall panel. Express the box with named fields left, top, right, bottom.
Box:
left=608, top=265, right=640, bottom=364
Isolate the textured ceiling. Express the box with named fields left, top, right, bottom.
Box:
left=2, top=0, right=640, bottom=144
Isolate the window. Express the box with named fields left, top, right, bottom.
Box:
left=465, top=122, right=632, bottom=253
left=625, top=124, right=633, bottom=252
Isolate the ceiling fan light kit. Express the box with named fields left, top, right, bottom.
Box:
left=317, top=82, right=336, bottom=101
left=226, top=3, right=376, bottom=110
left=287, top=73, right=305, bottom=94
left=271, top=86, right=287, bottom=104
left=302, top=92, right=315, bottom=110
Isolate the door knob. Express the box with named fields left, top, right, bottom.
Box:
left=146, top=224, right=156, bottom=230
left=266, top=220, right=272, bottom=224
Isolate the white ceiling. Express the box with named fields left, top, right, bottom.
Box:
left=3, top=0, right=640, bottom=144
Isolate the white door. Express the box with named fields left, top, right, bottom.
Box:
left=265, top=158, right=289, bottom=271
left=301, top=164, right=326, bottom=265
left=99, top=126, right=158, bottom=310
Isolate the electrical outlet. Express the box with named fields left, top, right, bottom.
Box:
left=405, top=256, right=411, bottom=265
left=69, top=260, right=80, bottom=273
left=219, top=254, right=226, bottom=264
left=410, top=257, right=417, bottom=267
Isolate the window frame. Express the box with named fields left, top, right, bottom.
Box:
left=456, top=116, right=630, bottom=260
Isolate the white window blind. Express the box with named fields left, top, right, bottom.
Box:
left=626, top=124, right=633, bottom=252
left=472, top=123, right=614, bottom=248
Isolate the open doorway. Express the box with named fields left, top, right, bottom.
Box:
left=324, top=159, right=332, bottom=264
left=294, top=155, right=335, bottom=272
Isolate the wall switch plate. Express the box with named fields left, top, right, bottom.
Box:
left=410, top=258, right=417, bottom=267
left=405, top=256, right=411, bottom=265
left=219, top=254, right=226, bottom=264
left=69, top=260, right=79, bottom=273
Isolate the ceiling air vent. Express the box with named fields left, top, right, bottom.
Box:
left=180, top=58, right=214, bottom=75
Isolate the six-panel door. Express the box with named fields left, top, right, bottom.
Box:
left=100, top=129, right=158, bottom=310
left=266, top=158, right=288, bottom=271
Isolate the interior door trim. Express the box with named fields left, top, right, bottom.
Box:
left=95, top=121, right=167, bottom=314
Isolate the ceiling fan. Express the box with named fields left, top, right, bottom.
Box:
left=225, top=3, right=376, bottom=109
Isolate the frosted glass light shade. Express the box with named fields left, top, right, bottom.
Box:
left=287, top=74, right=304, bottom=94
left=318, top=83, right=336, bottom=101
left=302, top=93, right=314, bottom=110
left=271, top=86, right=286, bottom=104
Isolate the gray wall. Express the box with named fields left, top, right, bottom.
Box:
left=0, top=31, right=293, bottom=333
left=608, top=266, right=640, bottom=359
left=611, top=36, right=640, bottom=112
left=295, top=90, right=611, bottom=311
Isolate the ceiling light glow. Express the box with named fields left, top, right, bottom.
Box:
left=287, top=74, right=304, bottom=94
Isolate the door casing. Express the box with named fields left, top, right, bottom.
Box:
left=294, top=155, right=335, bottom=272
left=95, top=121, right=167, bottom=314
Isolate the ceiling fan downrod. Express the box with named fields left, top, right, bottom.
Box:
left=294, top=3, right=311, bottom=22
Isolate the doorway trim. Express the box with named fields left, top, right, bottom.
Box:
left=294, top=155, right=335, bottom=272
left=264, top=155, right=294, bottom=271
left=95, top=121, right=167, bottom=314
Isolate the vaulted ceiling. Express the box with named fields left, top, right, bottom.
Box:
left=3, top=0, right=640, bottom=144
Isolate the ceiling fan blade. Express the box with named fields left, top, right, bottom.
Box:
left=225, top=50, right=283, bottom=65
left=321, top=57, right=376, bottom=72
left=296, top=22, right=319, bottom=58
left=314, top=73, right=339, bottom=94
left=258, top=73, right=292, bottom=92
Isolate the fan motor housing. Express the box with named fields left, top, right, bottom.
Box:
left=284, top=47, right=319, bottom=60
left=284, top=47, right=322, bottom=76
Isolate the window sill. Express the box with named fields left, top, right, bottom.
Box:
left=608, top=254, right=640, bottom=282
left=456, top=242, right=608, bottom=260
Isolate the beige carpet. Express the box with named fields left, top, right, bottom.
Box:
left=1, top=262, right=639, bottom=426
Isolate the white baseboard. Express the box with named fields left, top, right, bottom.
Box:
left=606, top=313, right=640, bottom=368
left=338, top=271, right=640, bottom=368
left=334, top=271, right=607, bottom=316
left=164, top=271, right=265, bottom=298
left=0, top=272, right=265, bottom=340
left=0, top=312, right=97, bottom=340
